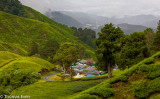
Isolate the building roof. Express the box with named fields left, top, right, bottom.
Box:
left=84, top=66, right=95, bottom=72
left=74, top=65, right=85, bottom=69
left=79, top=60, right=87, bottom=63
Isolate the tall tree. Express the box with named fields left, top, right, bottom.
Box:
left=152, top=21, right=160, bottom=52
left=53, top=42, right=80, bottom=80
left=96, top=23, right=124, bottom=78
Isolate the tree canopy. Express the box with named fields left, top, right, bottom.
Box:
left=96, top=23, right=124, bottom=78
left=71, top=27, right=97, bottom=49
left=117, top=32, right=149, bottom=69
left=53, top=42, right=80, bottom=73
left=0, top=0, right=25, bottom=16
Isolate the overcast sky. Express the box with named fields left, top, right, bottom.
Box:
left=20, top=0, right=160, bottom=18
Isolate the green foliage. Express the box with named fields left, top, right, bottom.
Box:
left=0, top=70, right=40, bottom=95
left=73, top=52, right=160, bottom=99
left=132, top=77, right=160, bottom=98
left=71, top=27, right=97, bottom=49
left=0, top=10, right=94, bottom=58
left=118, top=32, right=149, bottom=69
left=139, top=63, right=160, bottom=79
left=0, top=51, right=55, bottom=95
left=28, top=41, right=39, bottom=56
left=40, top=39, right=59, bottom=61
left=152, top=21, right=160, bottom=52
left=11, top=81, right=101, bottom=99
left=142, top=57, right=155, bottom=64
left=0, top=0, right=25, bottom=16
left=81, top=83, right=114, bottom=98
left=53, top=42, right=80, bottom=73
left=73, top=94, right=99, bottom=99
left=96, top=23, right=124, bottom=77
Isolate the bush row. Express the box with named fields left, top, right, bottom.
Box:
left=0, top=70, right=40, bottom=95
left=132, top=77, right=160, bottom=98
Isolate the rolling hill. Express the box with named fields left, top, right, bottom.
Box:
left=45, top=11, right=83, bottom=27
left=72, top=52, right=160, bottom=99
left=0, top=6, right=95, bottom=57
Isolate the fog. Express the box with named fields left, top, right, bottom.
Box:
left=20, top=0, right=160, bottom=18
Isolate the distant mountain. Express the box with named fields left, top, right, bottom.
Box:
left=45, top=11, right=159, bottom=30
left=108, top=15, right=159, bottom=29
left=60, top=11, right=108, bottom=26
left=45, top=11, right=83, bottom=27
left=117, top=23, right=148, bottom=35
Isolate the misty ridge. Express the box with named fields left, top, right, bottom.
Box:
left=45, top=10, right=159, bottom=35
left=19, top=0, right=160, bottom=35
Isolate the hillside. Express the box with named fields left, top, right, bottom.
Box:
left=117, top=23, right=148, bottom=35
left=45, top=11, right=83, bottom=27
left=72, top=52, right=160, bottom=99
left=0, top=51, right=55, bottom=95
left=0, top=10, right=94, bottom=57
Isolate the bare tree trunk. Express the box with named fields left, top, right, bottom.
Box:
left=108, top=63, right=112, bottom=78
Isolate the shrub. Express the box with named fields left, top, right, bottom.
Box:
left=142, top=57, right=155, bottom=64
left=139, top=64, right=160, bottom=79
left=132, top=81, right=150, bottom=98
left=132, top=77, right=160, bottom=98
left=151, top=52, right=160, bottom=58
left=0, top=70, right=40, bottom=89
left=0, top=87, right=9, bottom=95
left=74, top=94, right=99, bottom=99
left=108, top=75, right=128, bottom=84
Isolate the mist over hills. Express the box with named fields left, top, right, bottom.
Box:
left=117, top=23, right=148, bottom=35
left=45, top=11, right=83, bottom=27
left=45, top=11, right=159, bottom=35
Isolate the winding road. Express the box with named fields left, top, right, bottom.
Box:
left=43, top=72, right=61, bottom=81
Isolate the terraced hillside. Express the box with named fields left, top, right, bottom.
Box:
left=0, top=51, right=55, bottom=94
left=72, top=52, right=160, bottom=99
left=0, top=7, right=94, bottom=57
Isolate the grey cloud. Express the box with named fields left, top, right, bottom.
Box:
left=20, top=0, right=160, bottom=17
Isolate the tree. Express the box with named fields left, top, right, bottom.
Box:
left=71, top=27, right=97, bottom=49
left=53, top=42, right=80, bottom=80
left=40, top=39, right=59, bottom=61
left=152, top=21, right=160, bottom=52
left=118, top=32, right=149, bottom=70
left=0, top=0, right=25, bottom=16
left=96, top=23, right=124, bottom=78
left=144, top=28, right=154, bottom=47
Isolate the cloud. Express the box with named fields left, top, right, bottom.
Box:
left=20, top=0, right=160, bottom=17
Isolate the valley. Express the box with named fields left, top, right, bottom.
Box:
left=1, top=0, right=160, bottom=99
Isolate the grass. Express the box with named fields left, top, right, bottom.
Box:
left=10, top=81, right=102, bottom=99
left=0, top=8, right=95, bottom=58
left=0, top=51, right=56, bottom=95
